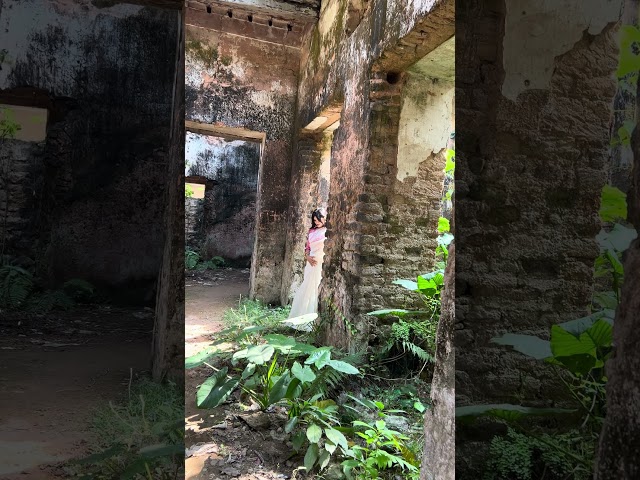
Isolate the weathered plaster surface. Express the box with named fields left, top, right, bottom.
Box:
left=502, top=0, right=623, bottom=100
left=397, top=41, right=454, bottom=182
left=285, top=0, right=454, bottom=350
left=184, top=134, right=260, bottom=263
left=185, top=24, right=300, bottom=303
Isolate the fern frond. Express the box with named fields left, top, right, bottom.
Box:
left=402, top=341, right=433, bottom=363
left=0, top=265, right=33, bottom=308
left=307, top=367, right=348, bottom=398
left=27, top=290, right=75, bottom=312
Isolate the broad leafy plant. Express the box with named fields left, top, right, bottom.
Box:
left=186, top=328, right=360, bottom=410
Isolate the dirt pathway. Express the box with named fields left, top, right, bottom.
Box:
left=0, top=306, right=153, bottom=478
left=185, top=268, right=299, bottom=480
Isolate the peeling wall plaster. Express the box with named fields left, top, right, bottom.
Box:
left=502, top=0, right=623, bottom=101
left=397, top=79, right=453, bottom=181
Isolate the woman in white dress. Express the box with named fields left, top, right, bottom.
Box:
left=287, top=209, right=327, bottom=328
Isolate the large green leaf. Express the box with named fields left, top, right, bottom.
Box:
left=268, top=372, right=291, bottom=405
left=599, top=185, right=627, bottom=222
left=285, top=416, right=299, bottom=434
left=551, top=354, right=598, bottom=376
left=392, top=279, right=418, bottom=291
left=438, top=217, right=450, bottom=233
left=445, top=149, right=455, bottom=172
left=185, top=344, right=231, bottom=369
left=291, top=361, right=317, bottom=383
left=596, top=224, right=637, bottom=252
left=307, top=423, right=323, bottom=443
left=196, top=368, right=240, bottom=408
left=305, top=348, right=332, bottom=369
left=491, top=333, right=552, bottom=360
left=550, top=325, right=596, bottom=356
left=605, top=249, right=624, bottom=275
left=558, top=311, right=614, bottom=337
left=233, top=344, right=275, bottom=365
left=437, top=233, right=454, bottom=246
left=264, top=334, right=317, bottom=354
left=325, top=427, right=348, bottom=451
left=327, top=359, right=360, bottom=375
left=593, top=291, right=618, bottom=310
left=617, top=25, right=640, bottom=77
left=318, top=448, right=331, bottom=470
left=585, top=319, right=613, bottom=349
left=285, top=378, right=302, bottom=400
left=292, top=431, right=306, bottom=451
left=304, top=443, right=319, bottom=471
left=455, top=403, right=576, bottom=422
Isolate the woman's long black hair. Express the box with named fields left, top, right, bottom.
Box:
left=310, top=209, right=325, bottom=229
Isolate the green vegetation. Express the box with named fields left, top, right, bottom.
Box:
left=185, top=147, right=455, bottom=478
left=65, top=377, right=184, bottom=479
left=185, top=247, right=225, bottom=271
left=0, top=257, right=96, bottom=312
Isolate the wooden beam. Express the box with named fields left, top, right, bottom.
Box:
left=185, top=120, right=266, bottom=143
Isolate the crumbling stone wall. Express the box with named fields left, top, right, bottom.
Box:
left=185, top=22, right=300, bottom=303
left=455, top=0, right=621, bottom=475
left=0, top=1, right=179, bottom=304
left=287, top=0, right=454, bottom=350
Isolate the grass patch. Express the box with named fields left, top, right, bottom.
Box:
left=222, top=297, right=291, bottom=331
left=65, top=376, right=184, bottom=479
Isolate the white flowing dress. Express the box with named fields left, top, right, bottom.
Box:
left=288, top=227, right=326, bottom=323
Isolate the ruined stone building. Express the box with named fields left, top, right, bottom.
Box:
left=185, top=0, right=455, bottom=353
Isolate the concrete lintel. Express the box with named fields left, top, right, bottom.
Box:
left=190, top=0, right=318, bottom=19
left=185, top=120, right=266, bottom=143
left=186, top=7, right=306, bottom=48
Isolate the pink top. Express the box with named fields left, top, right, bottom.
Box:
left=305, top=227, right=326, bottom=255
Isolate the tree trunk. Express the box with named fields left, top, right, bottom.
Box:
left=420, top=241, right=455, bottom=480
left=151, top=10, right=185, bottom=385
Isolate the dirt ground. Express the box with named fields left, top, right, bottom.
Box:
left=0, top=305, right=154, bottom=478
left=185, top=268, right=304, bottom=480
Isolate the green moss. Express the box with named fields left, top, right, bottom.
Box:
left=309, top=26, right=322, bottom=70
left=221, top=56, right=232, bottom=66
left=186, top=39, right=219, bottom=69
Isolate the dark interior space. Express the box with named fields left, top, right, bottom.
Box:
left=0, top=1, right=183, bottom=478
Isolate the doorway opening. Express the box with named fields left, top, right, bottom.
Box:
left=185, top=130, right=261, bottom=268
